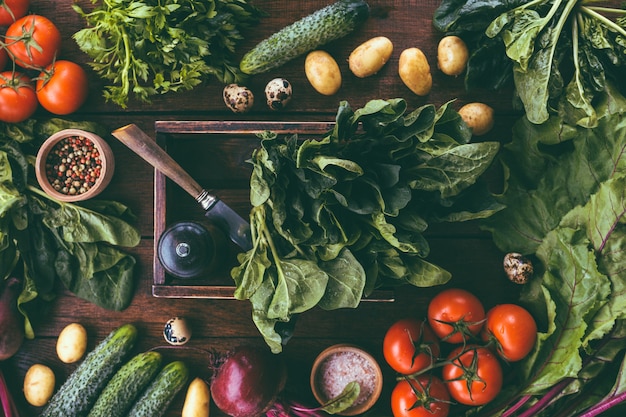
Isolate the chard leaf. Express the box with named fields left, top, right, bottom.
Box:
left=520, top=226, right=611, bottom=393
left=482, top=98, right=626, bottom=254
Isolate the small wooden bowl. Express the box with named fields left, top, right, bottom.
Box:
left=35, top=129, right=115, bottom=202
left=310, top=344, right=383, bottom=416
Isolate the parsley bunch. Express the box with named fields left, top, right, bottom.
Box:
left=72, top=0, right=263, bottom=108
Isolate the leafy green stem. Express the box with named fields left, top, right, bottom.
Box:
left=580, top=6, right=626, bottom=38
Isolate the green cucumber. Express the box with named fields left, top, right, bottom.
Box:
left=41, top=323, right=138, bottom=417
left=240, top=0, right=370, bottom=74
left=87, top=351, right=163, bottom=417
left=126, top=360, right=189, bottom=417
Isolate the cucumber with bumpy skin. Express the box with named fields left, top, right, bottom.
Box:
left=87, top=351, right=163, bottom=417
left=127, top=360, right=189, bottom=417
left=240, top=0, right=370, bottom=74
left=42, top=323, right=138, bottom=417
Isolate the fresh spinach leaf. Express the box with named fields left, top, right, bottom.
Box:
left=234, top=98, right=501, bottom=352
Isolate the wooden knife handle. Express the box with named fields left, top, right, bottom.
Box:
left=111, top=124, right=204, bottom=199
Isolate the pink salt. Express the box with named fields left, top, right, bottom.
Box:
left=317, top=350, right=378, bottom=406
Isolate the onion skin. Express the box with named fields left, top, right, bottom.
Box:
left=211, top=345, right=287, bottom=417
left=0, top=277, right=24, bottom=361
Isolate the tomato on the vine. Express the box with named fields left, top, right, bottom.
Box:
left=0, top=48, right=8, bottom=72
left=481, top=303, right=537, bottom=362
left=383, top=318, right=440, bottom=375
left=0, top=71, right=37, bottom=123
left=0, top=0, right=29, bottom=26
left=427, top=288, right=485, bottom=344
left=391, top=375, right=451, bottom=417
left=36, top=60, right=89, bottom=115
left=442, top=345, right=503, bottom=406
left=5, top=15, right=61, bottom=69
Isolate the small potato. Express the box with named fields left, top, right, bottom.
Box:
left=437, top=35, right=469, bottom=76
left=56, top=322, right=88, bottom=364
left=23, top=364, right=55, bottom=407
left=398, top=47, right=432, bottom=96
left=305, top=50, right=342, bottom=96
left=181, top=377, right=211, bottom=417
left=349, top=36, right=393, bottom=78
left=458, top=102, right=495, bottom=136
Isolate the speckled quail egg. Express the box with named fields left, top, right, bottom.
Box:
left=265, top=78, right=292, bottom=110
left=503, top=252, right=534, bottom=284
left=163, top=317, right=191, bottom=346
left=223, top=84, right=254, bottom=113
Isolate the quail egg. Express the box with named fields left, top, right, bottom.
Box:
left=223, top=84, right=254, bottom=113
left=265, top=78, right=292, bottom=110
left=163, top=316, right=191, bottom=346
left=503, top=252, right=534, bottom=284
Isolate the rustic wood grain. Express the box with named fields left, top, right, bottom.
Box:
left=4, top=0, right=543, bottom=416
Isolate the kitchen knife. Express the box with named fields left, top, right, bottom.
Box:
left=111, top=124, right=252, bottom=251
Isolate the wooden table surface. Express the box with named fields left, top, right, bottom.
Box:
left=5, top=0, right=527, bottom=415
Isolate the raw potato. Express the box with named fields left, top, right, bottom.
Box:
left=349, top=36, right=393, bottom=78
left=437, top=35, right=469, bottom=76
left=458, top=102, right=495, bottom=136
left=398, top=47, right=432, bottom=96
left=56, top=322, right=88, bottom=364
left=305, top=50, right=342, bottom=96
left=181, top=377, right=211, bottom=417
left=23, top=364, right=55, bottom=407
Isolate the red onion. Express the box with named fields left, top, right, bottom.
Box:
left=211, top=345, right=287, bottom=417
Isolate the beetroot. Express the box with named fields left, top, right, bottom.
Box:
left=211, top=345, right=288, bottom=417
left=0, top=277, right=24, bottom=361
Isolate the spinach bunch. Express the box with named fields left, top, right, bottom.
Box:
left=232, top=98, right=502, bottom=353
left=477, top=84, right=626, bottom=416
left=72, top=0, right=263, bottom=108
left=433, top=0, right=626, bottom=127
left=0, top=119, right=141, bottom=338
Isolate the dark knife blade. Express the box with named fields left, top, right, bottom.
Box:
left=203, top=199, right=252, bottom=251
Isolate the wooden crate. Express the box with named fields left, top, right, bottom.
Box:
left=152, top=120, right=395, bottom=301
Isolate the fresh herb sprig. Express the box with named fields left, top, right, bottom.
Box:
left=434, top=0, right=626, bottom=127
left=72, top=0, right=263, bottom=108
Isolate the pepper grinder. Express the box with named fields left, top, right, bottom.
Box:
left=157, top=221, right=221, bottom=279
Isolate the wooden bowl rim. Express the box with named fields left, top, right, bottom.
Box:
left=310, top=343, right=383, bottom=416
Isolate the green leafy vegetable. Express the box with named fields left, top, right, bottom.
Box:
left=72, top=0, right=263, bottom=107
left=475, top=84, right=626, bottom=416
left=233, top=98, right=501, bottom=352
left=0, top=119, right=141, bottom=338
left=433, top=0, right=626, bottom=127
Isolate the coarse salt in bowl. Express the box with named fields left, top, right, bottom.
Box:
left=310, top=344, right=383, bottom=416
left=35, top=129, right=115, bottom=202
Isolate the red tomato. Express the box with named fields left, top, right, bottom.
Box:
left=0, top=47, right=7, bottom=71
left=427, top=288, right=485, bottom=344
left=0, top=70, right=37, bottom=122
left=0, top=0, right=29, bottom=26
left=5, top=15, right=61, bottom=69
left=442, top=345, right=503, bottom=406
left=482, top=303, right=537, bottom=362
left=36, top=60, right=89, bottom=115
left=391, top=376, right=450, bottom=417
left=383, top=318, right=440, bottom=375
